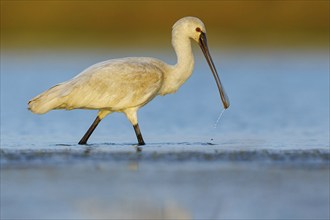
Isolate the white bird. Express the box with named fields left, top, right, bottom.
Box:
left=28, top=16, right=230, bottom=145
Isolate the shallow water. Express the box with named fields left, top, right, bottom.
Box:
left=1, top=49, right=329, bottom=145
left=1, top=49, right=329, bottom=219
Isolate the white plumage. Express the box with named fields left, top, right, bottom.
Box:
left=28, top=16, right=230, bottom=145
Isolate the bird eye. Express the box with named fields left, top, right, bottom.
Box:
left=195, top=27, right=201, bottom=32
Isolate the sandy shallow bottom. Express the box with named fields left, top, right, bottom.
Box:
left=1, top=144, right=329, bottom=219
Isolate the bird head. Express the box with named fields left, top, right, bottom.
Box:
left=172, top=16, right=206, bottom=42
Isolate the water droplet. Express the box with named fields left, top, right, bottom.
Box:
left=214, top=108, right=226, bottom=128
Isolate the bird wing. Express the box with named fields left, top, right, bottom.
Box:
left=59, top=57, right=165, bottom=111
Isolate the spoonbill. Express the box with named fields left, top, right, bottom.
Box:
left=28, top=16, right=230, bottom=145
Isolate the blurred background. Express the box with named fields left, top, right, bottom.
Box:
left=1, top=0, right=329, bottom=143
left=1, top=0, right=329, bottom=50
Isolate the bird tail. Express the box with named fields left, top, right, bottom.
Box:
left=28, top=84, right=68, bottom=114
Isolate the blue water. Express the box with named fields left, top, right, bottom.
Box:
left=1, top=49, right=329, bottom=219
left=1, top=49, right=329, bottom=148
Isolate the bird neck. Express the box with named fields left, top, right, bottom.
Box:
left=159, top=34, right=195, bottom=95
left=173, top=36, right=194, bottom=73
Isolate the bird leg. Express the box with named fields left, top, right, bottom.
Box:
left=133, top=124, right=145, bottom=145
left=78, top=116, right=101, bottom=145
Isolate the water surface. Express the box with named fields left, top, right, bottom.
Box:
left=1, top=49, right=329, bottom=219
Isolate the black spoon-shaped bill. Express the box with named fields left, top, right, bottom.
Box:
left=199, top=32, right=230, bottom=109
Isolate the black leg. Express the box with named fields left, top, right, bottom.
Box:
left=133, top=124, right=145, bottom=145
left=78, top=116, right=101, bottom=145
